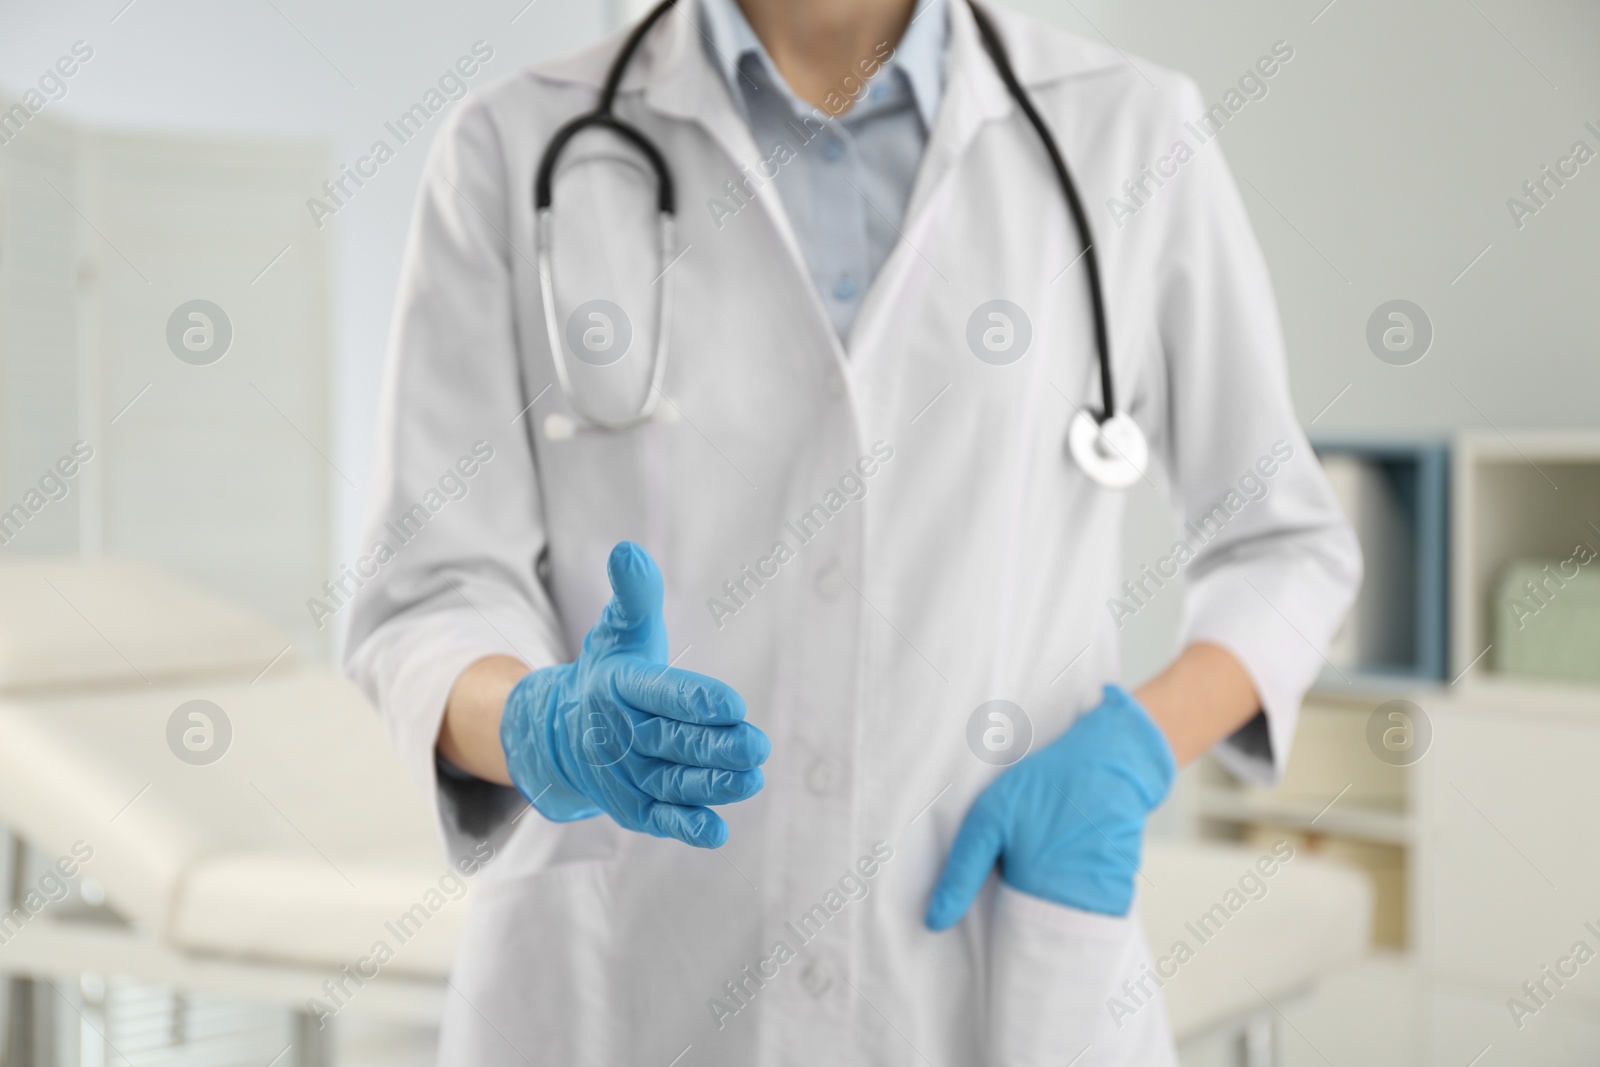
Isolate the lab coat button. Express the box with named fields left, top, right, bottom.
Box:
left=805, top=756, right=840, bottom=795
left=800, top=963, right=833, bottom=997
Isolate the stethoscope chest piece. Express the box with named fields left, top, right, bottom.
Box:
left=1069, top=410, right=1148, bottom=489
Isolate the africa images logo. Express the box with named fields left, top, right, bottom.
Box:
left=305, top=42, right=494, bottom=229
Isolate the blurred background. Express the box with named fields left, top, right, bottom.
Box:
left=0, top=0, right=1597, bottom=1064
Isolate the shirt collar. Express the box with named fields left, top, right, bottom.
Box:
left=697, top=0, right=947, bottom=129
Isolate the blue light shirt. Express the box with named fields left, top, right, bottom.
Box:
left=699, top=0, right=948, bottom=340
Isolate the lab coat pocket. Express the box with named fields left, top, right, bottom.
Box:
left=447, top=853, right=624, bottom=1067
left=987, top=883, right=1176, bottom=1067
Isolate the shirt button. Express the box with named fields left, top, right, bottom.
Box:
left=822, top=137, right=844, bottom=162
left=800, top=962, right=833, bottom=997
left=805, top=756, right=840, bottom=795
left=833, top=275, right=858, bottom=301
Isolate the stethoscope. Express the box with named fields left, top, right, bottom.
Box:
left=534, top=0, right=1149, bottom=489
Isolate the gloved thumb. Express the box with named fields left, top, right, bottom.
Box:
left=925, top=804, right=1006, bottom=930
left=587, top=541, right=668, bottom=662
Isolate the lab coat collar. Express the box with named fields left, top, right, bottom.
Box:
left=630, top=0, right=1131, bottom=185
left=529, top=0, right=1130, bottom=365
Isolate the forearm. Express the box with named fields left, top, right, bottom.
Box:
left=1134, top=641, right=1260, bottom=767
left=439, top=654, right=528, bottom=785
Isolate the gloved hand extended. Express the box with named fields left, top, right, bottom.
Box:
left=500, top=541, right=769, bottom=849
left=926, top=685, right=1175, bottom=926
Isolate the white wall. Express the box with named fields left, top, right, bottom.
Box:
left=1019, top=0, right=1600, bottom=434
left=0, top=0, right=611, bottom=573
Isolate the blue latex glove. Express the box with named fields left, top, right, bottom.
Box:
left=926, top=685, right=1175, bottom=927
left=500, top=541, right=769, bottom=849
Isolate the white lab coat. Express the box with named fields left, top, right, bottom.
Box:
left=345, top=3, right=1360, bottom=1065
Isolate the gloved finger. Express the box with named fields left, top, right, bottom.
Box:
left=584, top=542, right=668, bottom=662
left=925, top=803, right=1006, bottom=930
left=643, top=801, right=729, bottom=849
left=611, top=661, right=748, bottom=725
left=631, top=715, right=770, bottom=770
left=630, top=758, right=764, bottom=806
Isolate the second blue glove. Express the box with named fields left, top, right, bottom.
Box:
left=926, top=685, right=1175, bottom=926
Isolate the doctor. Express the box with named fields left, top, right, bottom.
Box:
left=347, top=0, right=1360, bottom=1063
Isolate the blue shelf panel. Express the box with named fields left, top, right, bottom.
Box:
left=1311, top=436, right=1450, bottom=682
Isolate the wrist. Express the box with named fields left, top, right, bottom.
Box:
left=1134, top=642, right=1261, bottom=766
left=502, top=666, right=601, bottom=821
left=1101, top=684, right=1177, bottom=805
left=439, top=653, right=529, bottom=785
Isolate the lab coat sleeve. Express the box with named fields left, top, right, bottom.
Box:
left=1148, top=77, right=1362, bottom=786
left=343, top=95, right=567, bottom=861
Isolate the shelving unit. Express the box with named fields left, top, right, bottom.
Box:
left=1197, top=785, right=1412, bottom=846
left=1196, top=689, right=1418, bottom=948
left=1194, top=430, right=1600, bottom=1061
left=1311, top=437, right=1450, bottom=683
left=1417, top=440, right=1600, bottom=1060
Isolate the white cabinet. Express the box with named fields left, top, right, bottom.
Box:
left=1188, top=431, right=1600, bottom=1065
left=1413, top=683, right=1600, bottom=1064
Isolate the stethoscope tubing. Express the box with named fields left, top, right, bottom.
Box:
left=534, top=0, right=1120, bottom=437
left=965, top=1, right=1115, bottom=423
left=536, top=208, right=676, bottom=432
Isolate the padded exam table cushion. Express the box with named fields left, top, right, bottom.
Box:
left=0, top=557, right=293, bottom=690
left=0, top=670, right=463, bottom=975
left=1141, top=840, right=1372, bottom=1040
left=0, top=556, right=462, bottom=975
